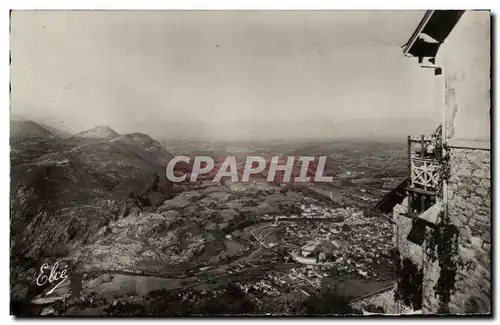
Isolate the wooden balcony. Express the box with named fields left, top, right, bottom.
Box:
left=410, top=157, right=439, bottom=192
left=406, top=134, right=439, bottom=214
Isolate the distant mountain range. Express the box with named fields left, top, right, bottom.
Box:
left=10, top=115, right=439, bottom=143
left=10, top=118, right=123, bottom=140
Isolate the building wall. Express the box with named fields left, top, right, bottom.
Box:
left=408, top=147, right=491, bottom=314
left=421, top=149, right=492, bottom=314
left=392, top=198, right=445, bottom=314
left=393, top=198, right=424, bottom=268
left=436, top=10, right=490, bottom=146
left=392, top=198, right=426, bottom=312
left=421, top=251, right=440, bottom=313
left=446, top=148, right=491, bottom=313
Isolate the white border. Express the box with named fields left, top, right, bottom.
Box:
left=4, top=0, right=500, bottom=10
left=2, top=1, right=498, bottom=325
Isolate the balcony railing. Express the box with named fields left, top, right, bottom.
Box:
left=406, top=134, right=439, bottom=215
left=410, top=157, right=439, bottom=192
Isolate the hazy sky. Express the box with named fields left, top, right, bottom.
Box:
left=10, top=10, right=439, bottom=140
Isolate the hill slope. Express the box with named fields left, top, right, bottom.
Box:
left=10, top=120, right=56, bottom=139
left=111, top=133, right=173, bottom=166
left=10, top=131, right=173, bottom=300
left=38, top=123, right=73, bottom=138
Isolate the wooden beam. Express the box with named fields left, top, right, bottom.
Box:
left=402, top=10, right=434, bottom=55
left=405, top=187, right=436, bottom=196
left=399, top=212, right=439, bottom=229
left=407, top=38, right=440, bottom=57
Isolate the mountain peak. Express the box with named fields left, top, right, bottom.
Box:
left=75, top=125, right=119, bottom=139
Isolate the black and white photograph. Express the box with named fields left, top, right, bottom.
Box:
left=8, top=9, right=491, bottom=316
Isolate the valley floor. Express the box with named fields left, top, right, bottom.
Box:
left=21, top=179, right=396, bottom=316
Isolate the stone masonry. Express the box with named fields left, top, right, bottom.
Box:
left=422, top=148, right=491, bottom=314
left=393, top=198, right=424, bottom=268
left=395, top=148, right=491, bottom=314
left=444, top=147, right=491, bottom=314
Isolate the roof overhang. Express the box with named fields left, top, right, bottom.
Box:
left=373, top=177, right=408, bottom=214
left=402, top=10, right=465, bottom=59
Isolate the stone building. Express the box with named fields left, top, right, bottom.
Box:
left=376, top=10, right=491, bottom=314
